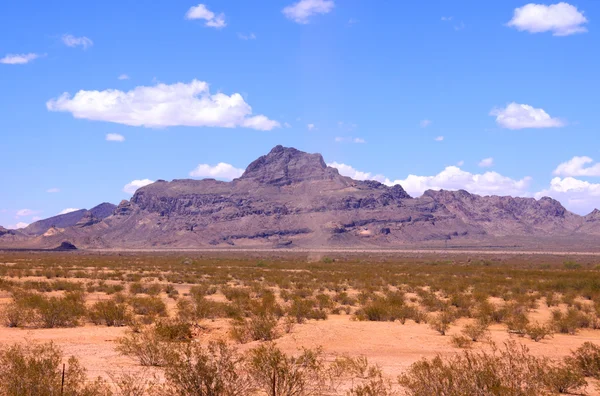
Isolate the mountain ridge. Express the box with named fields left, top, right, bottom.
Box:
left=1, top=146, right=598, bottom=250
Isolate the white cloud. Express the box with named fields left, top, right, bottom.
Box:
left=189, top=163, right=244, bottom=180
left=16, top=209, right=37, bottom=217
left=307, top=123, right=315, bottom=130
left=58, top=208, right=80, bottom=215
left=391, top=167, right=531, bottom=197
left=123, top=179, right=154, bottom=195
left=8, top=222, right=29, bottom=230
left=435, top=136, right=444, bottom=142
left=0, top=53, right=40, bottom=65
left=46, top=79, right=279, bottom=131
left=106, top=133, right=125, bottom=142
left=507, top=3, right=588, bottom=36
left=62, top=34, right=93, bottom=49
left=283, top=0, right=335, bottom=24
left=457, top=160, right=464, bottom=167
left=284, top=122, right=292, bottom=128
left=490, top=102, right=564, bottom=130
left=118, top=74, right=130, bottom=80
left=46, top=188, right=60, bottom=193
left=420, top=119, right=432, bottom=128
left=334, top=136, right=365, bottom=144
left=553, top=156, right=600, bottom=177
left=535, top=177, right=600, bottom=214
left=185, top=4, right=226, bottom=28
left=441, top=16, right=453, bottom=21
left=327, top=162, right=387, bottom=183
left=479, top=157, right=494, bottom=168
left=238, top=33, right=256, bottom=40
left=328, top=162, right=531, bottom=197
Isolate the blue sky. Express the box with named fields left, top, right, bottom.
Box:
left=1, top=0, right=599, bottom=228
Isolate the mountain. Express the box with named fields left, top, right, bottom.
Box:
left=1, top=146, right=599, bottom=250
left=21, top=203, right=116, bottom=236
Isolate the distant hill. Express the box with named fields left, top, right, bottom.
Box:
left=22, top=202, right=116, bottom=236
left=2, top=146, right=599, bottom=250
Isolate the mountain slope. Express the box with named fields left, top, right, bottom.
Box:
left=1, top=146, right=598, bottom=250
left=21, top=203, right=116, bottom=236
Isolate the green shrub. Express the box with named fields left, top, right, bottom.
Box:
left=247, top=343, right=327, bottom=396
left=154, top=320, right=193, bottom=342
left=525, top=323, right=554, bottom=342
left=129, top=296, right=167, bottom=317
left=116, top=329, right=174, bottom=367
left=0, top=342, right=109, bottom=395
left=399, top=341, right=560, bottom=395
left=569, top=342, right=600, bottom=378
left=461, top=322, right=489, bottom=342
left=164, top=341, right=253, bottom=395
left=230, top=314, right=279, bottom=343
left=89, top=299, right=130, bottom=327
left=429, top=310, right=455, bottom=336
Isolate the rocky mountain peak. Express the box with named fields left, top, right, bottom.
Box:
left=239, top=145, right=341, bottom=186
left=585, top=208, right=600, bottom=222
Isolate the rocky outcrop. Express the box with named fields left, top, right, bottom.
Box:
left=22, top=203, right=116, bottom=236
left=2, top=146, right=599, bottom=249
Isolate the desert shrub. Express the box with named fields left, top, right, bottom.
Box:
left=230, top=314, right=279, bottom=343
left=525, top=323, right=554, bottom=342
left=166, top=284, right=179, bottom=299
left=38, top=291, right=87, bottom=328
left=189, top=284, right=218, bottom=298
left=176, top=298, right=196, bottom=322
left=5, top=290, right=86, bottom=328
left=543, top=362, right=587, bottom=394
left=163, top=341, right=253, bottom=395
left=334, top=291, right=357, bottom=306
left=505, top=310, right=529, bottom=337
left=462, top=322, right=489, bottom=342
left=247, top=343, right=328, bottom=396
left=110, top=370, right=159, bottom=396
left=116, top=328, right=174, bottom=367
left=192, top=296, right=232, bottom=319
left=88, top=299, right=130, bottom=326
left=0, top=342, right=109, bottom=395
left=451, top=335, right=473, bottom=349
left=552, top=307, right=592, bottom=334
left=428, top=310, right=455, bottom=336
left=399, top=341, right=556, bottom=395
left=1, top=301, right=35, bottom=327
left=569, top=342, right=600, bottom=378
left=92, top=281, right=124, bottom=295
left=287, top=298, right=327, bottom=324
left=154, top=320, right=193, bottom=342
left=129, top=296, right=167, bottom=317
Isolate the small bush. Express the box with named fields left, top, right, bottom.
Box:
left=399, top=341, right=560, bottom=395
left=247, top=343, right=328, bottom=396
left=154, top=320, right=193, bottom=342
left=429, top=310, right=455, bottom=336
left=450, top=335, right=473, bottom=349
left=129, top=296, right=167, bottom=317
left=0, top=342, right=109, bottom=395
left=569, top=342, right=600, bottom=378
left=525, top=323, right=554, bottom=342
left=89, top=299, right=130, bottom=327
left=544, top=362, right=586, bottom=394
left=231, top=314, right=279, bottom=343
left=116, top=329, right=174, bottom=366
left=462, top=322, right=489, bottom=342
left=164, top=341, right=253, bottom=395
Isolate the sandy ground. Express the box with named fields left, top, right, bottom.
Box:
left=1, top=313, right=600, bottom=393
